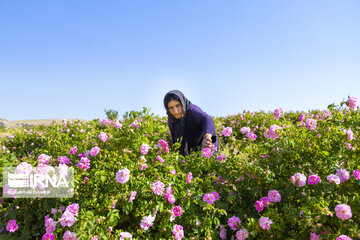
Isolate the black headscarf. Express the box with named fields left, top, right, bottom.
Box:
left=163, top=90, right=192, bottom=154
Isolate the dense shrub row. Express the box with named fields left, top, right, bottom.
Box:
left=1, top=98, right=360, bottom=239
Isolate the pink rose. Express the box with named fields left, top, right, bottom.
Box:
left=259, top=217, right=273, bottom=230
left=140, top=143, right=151, bottom=155
left=255, top=200, right=264, bottom=212
left=173, top=206, right=183, bottom=217
left=186, top=172, right=193, bottom=183
left=274, top=107, right=284, bottom=119
left=336, top=168, right=350, bottom=182
left=236, top=228, right=249, bottom=240
left=337, top=235, right=352, bottom=240
left=228, top=216, right=241, bottom=231
left=308, top=175, right=321, bottom=185
left=119, top=232, right=132, bottom=239
left=6, top=220, right=18, bottom=232
left=89, top=147, right=101, bottom=157
left=15, top=162, right=33, bottom=174
left=151, top=181, right=165, bottom=195
left=353, top=170, right=360, bottom=180
left=292, top=173, right=307, bottom=187
left=240, top=127, right=251, bottom=134
left=59, top=211, right=76, bottom=227
left=335, top=204, right=352, bottom=221
left=348, top=96, right=357, bottom=109
left=69, top=147, right=78, bottom=155
left=98, top=132, right=108, bottom=142
left=38, top=154, right=51, bottom=164
left=306, top=119, right=317, bottom=131
left=63, top=230, right=77, bottom=240
left=327, top=174, right=341, bottom=184
left=116, top=168, right=130, bottom=183
left=129, top=191, right=137, bottom=202
left=140, top=214, right=156, bottom=231
left=202, top=148, right=213, bottom=158
left=222, top=127, right=233, bottom=137
left=42, top=233, right=54, bottom=240
left=172, top=224, right=184, bottom=240
left=203, top=193, right=216, bottom=205
left=268, top=190, right=281, bottom=202
left=58, top=156, right=70, bottom=164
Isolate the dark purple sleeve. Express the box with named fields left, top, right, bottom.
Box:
left=191, top=105, right=217, bottom=137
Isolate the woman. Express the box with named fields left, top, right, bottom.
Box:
left=163, top=90, right=218, bottom=155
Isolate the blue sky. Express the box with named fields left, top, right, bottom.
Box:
left=1, top=1, right=359, bottom=120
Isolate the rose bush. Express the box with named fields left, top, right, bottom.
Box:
left=0, top=101, right=359, bottom=239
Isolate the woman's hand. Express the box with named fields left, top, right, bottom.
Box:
left=202, top=134, right=213, bottom=148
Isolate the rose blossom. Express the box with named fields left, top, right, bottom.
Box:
left=222, top=127, right=233, bottom=137
left=345, top=128, right=354, bottom=141
left=58, top=156, right=70, bottom=164
left=228, top=216, right=241, bottom=231
left=59, top=211, right=76, bottom=227
left=219, top=225, right=227, bottom=239
left=348, top=96, right=357, bottom=109
left=6, top=220, right=18, bottom=232
left=299, top=113, right=305, bottom=122
left=89, top=146, right=101, bottom=157
left=259, top=217, right=273, bottom=230
left=268, top=190, right=281, bottom=202
left=264, top=125, right=282, bottom=139
left=236, top=228, right=249, bottom=240
left=69, top=147, right=78, bottom=155
left=38, top=154, right=51, bottom=164
left=42, top=233, right=54, bottom=240
left=327, top=174, right=340, bottom=184
left=116, top=168, right=130, bottom=183
left=308, top=175, right=321, bottom=185
left=255, top=200, right=264, bottom=212
left=353, top=170, right=360, bottom=180
left=15, top=162, right=33, bottom=174
left=306, top=119, right=317, bottom=131
left=119, top=232, right=132, bottom=239
left=172, top=224, right=184, bottom=240
left=173, top=206, right=183, bottom=217
left=152, top=181, right=165, bottom=195
left=63, top=230, right=77, bottom=240
left=274, top=107, right=284, bottom=119
left=336, top=168, right=350, bottom=182
left=310, top=232, right=320, bottom=240
left=129, top=191, right=137, bottom=202
left=337, top=235, right=352, bottom=240
left=202, top=147, right=213, bottom=158
left=335, top=204, right=352, bottom=221
left=140, top=214, right=156, bottom=231
left=156, top=155, right=164, bottom=164
left=186, top=172, right=193, bottom=183
left=292, top=173, right=307, bottom=187
left=216, top=154, right=227, bottom=163
left=98, top=132, right=108, bottom=142
left=66, top=203, right=79, bottom=216
left=140, top=143, right=151, bottom=155
left=246, top=132, right=257, bottom=140
left=260, top=197, right=271, bottom=207
left=203, top=193, right=217, bottom=205
left=240, top=127, right=251, bottom=134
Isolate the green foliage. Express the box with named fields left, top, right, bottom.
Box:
left=0, top=102, right=360, bottom=239
left=104, top=109, right=119, bottom=120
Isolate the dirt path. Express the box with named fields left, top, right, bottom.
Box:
left=0, top=118, right=86, bottom=128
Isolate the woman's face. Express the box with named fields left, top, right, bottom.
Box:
left=167, top=100, right=184, bottom=119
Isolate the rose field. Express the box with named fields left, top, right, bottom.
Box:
left=0, top=97, right=360, bottom=240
